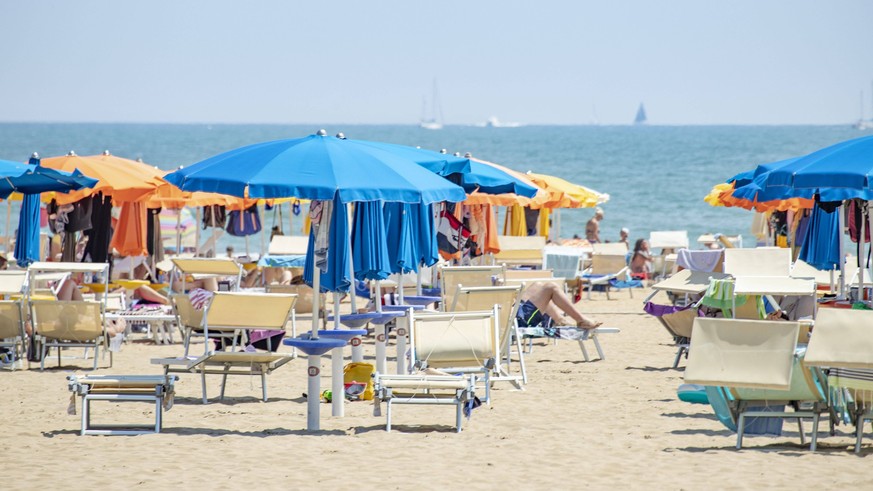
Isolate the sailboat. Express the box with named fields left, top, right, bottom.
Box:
left=853, top=86, right=873, bottom=130
left=634, top=103, right=648, bottom=125
left=419, top=79, right=444, bottom=130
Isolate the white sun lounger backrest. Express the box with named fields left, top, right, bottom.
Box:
left=31, top=300, right=104, bottom=341
left=203, top=292, right=296, bottom=332
left=684, top=317, right=799, bottom=390
left=493, top=235, right=546, bottom=267
left=440, top=266, right=504, bottom=309
left=268, top=235, right=309, bottom=255
left=651, top=269, right=730, bottom=294
left=790, top=259, right=834, bottom=285
left=723, top=248, right=791, bottom=277
left=732, top=276, right=815, bottom=296
left=0, top=271, right=27, bottom=296
left=592, top=242, right=628, bottom=255
left=450, top=285, right=523, bottom=350
left=649, top=231, right=689, bottom=250
left=410, top=310, right=499, bottom=369
left=804, top=309, right=873, bottom=369
left=0, top=301, right=23, bottom=339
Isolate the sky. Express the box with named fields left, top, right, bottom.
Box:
left=1, top=0, right=872, bottom=125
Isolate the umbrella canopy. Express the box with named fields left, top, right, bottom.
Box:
left=13, top=192, right=40, bottom=267
left=303, top=196, right=351, bottom=292
left=525, top=172, right=609, bottom=208
left=164, top=131, right=468, bottom=204
left=752, top=136, right=873, bottom=201
left=705, top=181, right=813, bottom=212
left=461, top=158, right=550, bottom=207
left=40, top=151, right=166, bottom=204
left=0, top=156, right=97, bottom=199
left=384, top=202, right=419, bottom=274
left=146, top=175, right=254, bottom=210
left=351, top=201, right=391, bottom=281
left=798, top=204, right=841, bottom=271
left=448, top=157, right=541, bottom=197
left=110, top=201, right=148, bottom=257
left=159, top=208, right=196, bottom=252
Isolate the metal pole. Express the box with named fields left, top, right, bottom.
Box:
left=195, top=207, right=201, bottom=256
left=346, top=203, right=363, bottom=363
left=5, top=200, right=11, bottom=256
left=867, top=200, right=873, bottom=305
left=838, top=204, right=846, bottom=299
left=374, top=279, right=386, bottom=374
left=175, top=208, right=182, bottom=254
left=331, top=292, right=344, bottom=417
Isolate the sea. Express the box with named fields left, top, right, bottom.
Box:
left=0, top=123, right=866, bottom=255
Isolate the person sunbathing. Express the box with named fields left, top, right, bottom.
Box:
left=517, top=281, right=602, bottom=329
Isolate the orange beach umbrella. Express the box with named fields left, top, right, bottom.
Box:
left=41, top=151, right=165, bottom=204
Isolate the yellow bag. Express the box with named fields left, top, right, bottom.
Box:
left=343, top=362, right=375, bottom=401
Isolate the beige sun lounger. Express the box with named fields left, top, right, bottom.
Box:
left=268, top=235, right=309, bottom=255
left=170, top=257, right=244, bottom=292
left=0, top=271, right=28, bottom=370
left=803, top=308, right=873, bottom=453
left=493, top=235, right=546, bottom=268
left=580, top=254, right=631, bottom=300
left=67, top=374, right=178, bottom=435
left=503, top=269, right=554, bottom=281
left=723, top=247, right=792, bottom=277
left=31, top=300, right=107, bottom=371
left=450, top=285, right=525, bottom=389
left=685, top=317, right=828, bottom=450
left=592, top=242, right=628, bottom=255
left=153, top=292, right=296, bottom=403
left=439, top=265, right=505, bottom=310
left=373, top=308, right=498, bottom=432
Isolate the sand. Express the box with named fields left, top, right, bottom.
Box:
left=1, top=288, right=870, bottom=490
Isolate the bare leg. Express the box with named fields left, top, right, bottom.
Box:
left=134, top=285, right=169, bottom=305
left=521, top=282, right=601, bottom=328
left=56, top=279, right=83, bottom=301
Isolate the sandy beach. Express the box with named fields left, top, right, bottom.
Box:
left=1, top=288, right=870, bottom=490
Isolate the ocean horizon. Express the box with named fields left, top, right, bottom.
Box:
left=0, top=122, right=868, bottom=255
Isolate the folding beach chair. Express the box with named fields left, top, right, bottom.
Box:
left=450, top=284, right=525, bottom=389
left=153, top=292, right=296, bottom=403
left=67, top=374, right=178, bottom=435
left=31, top=301, right=106, bottom=371
left=493, top=235, right=546, bottom=268
left=684, top=317, right=828, bottom=450
left=0, top=271, right=28, bottom=370
left=169, top=257, right=244, bottom=293
left=580, top=253, right=633, bottom=300
left=439, top=265, right=505, bottom=310
left=373, top=308, right=498, bottom=432
left=592, top=242, right=628, bottom=255
left=804, top=308, right=873, bottom=453
left=723, top=247, right=792, bottom=277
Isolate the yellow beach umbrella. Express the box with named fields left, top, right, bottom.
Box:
left=525, top=172, right=609, bottom=209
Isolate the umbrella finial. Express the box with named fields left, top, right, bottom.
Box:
left=453, top=152, right=461, bottom=157
left=30, top=152, right=39, bottom=159
left=464, top=152, right=472, bottom=158
left=316, top=129, right=327, bottom=136
left=67, top=150, right=76, bottom=156
left=336, top=132, right=346, bottom=140
left=103, top=150, right=111, bottom=156
left=440, top=149, right=447, bottom=154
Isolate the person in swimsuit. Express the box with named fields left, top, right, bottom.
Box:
left=516, top=281, right=602, bottom=329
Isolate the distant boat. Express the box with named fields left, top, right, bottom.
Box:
left=634, top=103, right=648, bottom=125
left=853, top=85, right=873, bottom=130
left=479, top=116, right=522, bottom=128
left=419, top=79, right=444, bottom=130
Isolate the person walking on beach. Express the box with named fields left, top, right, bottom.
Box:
left=586, top=208, right=604, bottom=243
left=619, top=227, right=629, bottom=247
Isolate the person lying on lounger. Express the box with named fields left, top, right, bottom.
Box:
left=517, top=281, right=602, bottom=329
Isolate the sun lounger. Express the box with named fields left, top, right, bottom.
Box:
left=803, top=308, right=873, bottom=453
left=152, top=292, right=296, bottom=403
left=450, top=285, right=524, bottom=389
left=580, top=254, right=632, bottom=300
left=67, top=374, right=178, bottom=435
left=170, top=257, right=244, bottom=292
left=592, top=242, right=628, bottom=255
left=684, top=317, right=828, bottom=450
left=493, top=235, right=546, bottom=268
left=723, top=247, right=792, bottom=277
left=31, top=300, right=106, bottom=371
left=439, top=265, right=505, bottom=310
left=0, top=271, right=28, bottom=370
left=373, top=308, right=498, bottom=432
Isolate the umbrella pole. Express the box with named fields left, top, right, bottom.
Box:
left=331, top=292, right=345, bottom=417
left=345, top=204, right=364, bottom=363
left=260, top=203, right=266, bottom=259
left=867, top=200, right=873, bottom=305
left=859, top=203, right=868, bottom=303
left=195, top=207, right=201, bottom=256
left=416, top=268, right=423, bottom=296
left=839, top=204, right=846, bottom=299
left=289, top=201, right=294, bottom=236
left=211, top=208, right=217, bottom=258
left=5, top=200, right=11, bottom=256
left=176, top=209, right=182, bottom=255
left=374, top=279, right=387, bottom=374
left=245, top=235, right=250, bottom=258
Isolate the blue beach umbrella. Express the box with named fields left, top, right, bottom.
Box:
left=798, top=204, right=841, bottom=271
left=303, top=195, right=350, bottom=292
left=383, top=202, right=419, bottom=274
left=0, top=156, right=97, bottom=199
left=352, top=201, right=391, bottom=281
left=164, top=131, right=469, bottom=204
left=13, top=192, right=40, bottom=267
left=449, top=159, right=541, bottom=197
left=752, top=135, right=873, bottom=201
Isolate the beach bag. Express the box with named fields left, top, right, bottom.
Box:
left=343, top=362, right=375, bottom=401
left=226, top=205, right=262, bottom=237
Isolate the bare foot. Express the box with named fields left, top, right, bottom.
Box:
left=577, top=318, right=602, bottom=329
